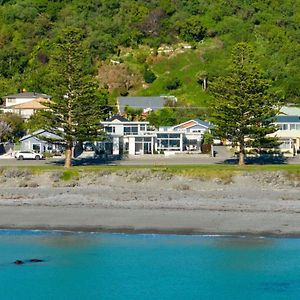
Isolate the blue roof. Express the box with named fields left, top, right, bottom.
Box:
left=194, top=118, right=212, bottom=128
left=20, top=129, right=63, bottom=142
left=274, top=115, right=300, bottom=123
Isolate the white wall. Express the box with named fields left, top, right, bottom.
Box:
left=5, top=97, right=35, bottom=107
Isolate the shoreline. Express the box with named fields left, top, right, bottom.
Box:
left=1, top=169, right=300, bottom=237
left=1, top=206, right=300, bottom=237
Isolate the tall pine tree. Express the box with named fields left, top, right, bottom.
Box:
left=45, top=27, right=107, bottom=168
left=210, top=43, right=282, bottom=165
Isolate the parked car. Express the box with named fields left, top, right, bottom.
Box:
left=15, top=151, right=43, bottom=160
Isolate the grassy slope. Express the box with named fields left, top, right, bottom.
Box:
left=124, top=39, right=224, bottom=107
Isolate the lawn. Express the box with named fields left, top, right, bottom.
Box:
left=5, top=163, right=300, bottom=177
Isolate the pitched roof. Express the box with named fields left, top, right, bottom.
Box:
left=117, top=96, right=176, bottom=113
left=10, top=98, right=50, bottom=110
left=194, top=118, right=212, bottom=128
left=4, top=92, right=51, bottom=99
left=173, top=119, right=211, bottom=130
left=106, top=115, right=129, bottom=122
left=20, top=129, right=63, bottom=142
left=274, top=115, right=300, bottom=123
left=279, top=106, right=300, bottom=116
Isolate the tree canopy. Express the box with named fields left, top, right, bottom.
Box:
left=209, top=42, right=282, bottom=165
left=43, top=27, right=108, bottom=168
left=0, top=0, right=299, bottom=103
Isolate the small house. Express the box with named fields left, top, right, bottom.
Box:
left=19, top=129, right=63, bottom=153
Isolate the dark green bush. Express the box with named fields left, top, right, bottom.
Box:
left=144, top=68, right=157, bottom=83
left=165, top=77, right=182, bottom=90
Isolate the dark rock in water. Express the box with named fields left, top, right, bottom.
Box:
left=14, top=260, right=24, bottom=265
left=29, top=259, right=44, bottom=263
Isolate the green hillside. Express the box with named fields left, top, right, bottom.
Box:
left=131, top=39, right=223, bottom=106
left=0, top=0, right=299, bottom=105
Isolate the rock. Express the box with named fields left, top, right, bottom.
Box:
left=29, top=259, right=44, bottom=263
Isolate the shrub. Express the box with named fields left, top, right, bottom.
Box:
left=165, top=77, right=182, bottom=90
left=178, top=16, right=206, bottom=42
left=203, top=132, right=214, bottom=145
left=60, top=170, right=79, bottom=181
left=144, top=68, right=157, bottom=83
left=173, top=183, right=190, bottom=191
left=4, top=168, right=32, bottom=178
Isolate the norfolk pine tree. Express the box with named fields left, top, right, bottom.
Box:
left=210, top=43, right=282, bottom=165
left=44, top=27, right=107, bottom=168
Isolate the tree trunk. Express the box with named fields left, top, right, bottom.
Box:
left=64, top=142, right=73, bottom=168
left=239, top=142, right=245, bottom=165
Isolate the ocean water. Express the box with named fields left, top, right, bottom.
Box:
left=0, top=231, right=300, bottom=300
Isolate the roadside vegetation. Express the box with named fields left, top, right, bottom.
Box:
left=1, top=164, right=300, bottom=181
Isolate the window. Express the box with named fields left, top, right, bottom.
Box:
left=278, top=124, right=288, bottom=130
left=157, top=133, right=181, bottom=151
left=124, top=142, right=129, bottom=151
left=32, top=144, right=41, bottom=153
left=124, top=126, right=138, bottom=135
left=140, top=124, right=146, bottom=131
left=290, top=124, right=300, bottom=130
left=105, top=126, right=115, bottom=133
left=279, top=140, right=292, bottom=149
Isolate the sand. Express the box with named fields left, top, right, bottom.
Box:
left=0, top=169, right=300, bottom=236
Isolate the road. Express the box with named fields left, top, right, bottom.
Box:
left=0, top=155, right=225, bottom=167
left=0, top=146, right=299, bottom=166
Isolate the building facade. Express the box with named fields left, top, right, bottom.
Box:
left=270, top=115, right=300, bottom=155
left=1, top=92, right=51, bottom=119
left=100, top=116, right=211, bottom=156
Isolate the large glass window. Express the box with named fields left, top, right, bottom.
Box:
left=157, top=133, right=181, bottom=151
left=169, top=140, right=180, bottom=147
left=134, top=137, right=153, bottom=154
left=279, top=140, right=292, bottom=149
left=278, top=124, right=288, bottom=130
left=290, top=124, right=300, bottom=130
left=124, top=126, right=138, bottom=135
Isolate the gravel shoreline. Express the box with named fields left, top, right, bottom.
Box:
left=0, top=169, right=300, bottom=236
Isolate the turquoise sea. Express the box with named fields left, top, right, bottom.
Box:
left=0, top=230, right=300, bottom=300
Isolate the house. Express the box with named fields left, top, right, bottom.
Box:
left=100, top=115, right=155, bottom=155
left=270, top=115, right=300, bottom=155
left=117, top=96, right=177, bottom=115
left=157, top=119, right=211, bottom=152
left=19, top=129, right=64, bottom=153
left=1, top=92, right=51, bottom=119
left=99, top=116, right=211, bottom=155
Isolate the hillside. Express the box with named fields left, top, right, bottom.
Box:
left=0, top=0, right=299, bottom=105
